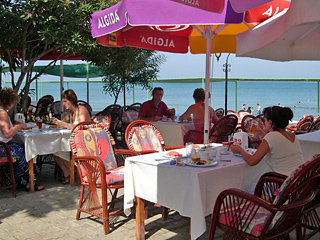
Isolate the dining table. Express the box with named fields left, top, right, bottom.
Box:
left=151, top=120, right=195, bottom=146
left=124, top=144, right=272, bottom=240
left=13, top=126, right=73, bottom=192
left=297, top=130, right=320, bottom=161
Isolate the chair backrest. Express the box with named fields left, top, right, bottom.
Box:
left=215, top=108, right=224, bottom=119
left=50, top=101, right=67, bottom=119
left=183, top=130, right=204, bottom=145
left=296, top=115, right=313, bottom=130
left=102, top=104, right=122, bottom=131
left=210, top=115, right=238, bottom=143
left=241, top=114, right=265, bottom=133
left=78, top=100, right=92, bottom=117
left=130, top=102, right=142, bottom=112
left=125, top=120, right=165, bottom=152
left=310, top=116, right=320, bottom=131
left=262, top=157, right=320, bottom=236
left=121, top=105, right=139, bottom=125
left=91, top=111, right=112, bottom=131
left=69, top=121, right=117, bottom=171
left=264, top=174, right=318, bottom=237
left=35, top=95, right=54, bottom=117
left=273, top=156, right=320, bottom=206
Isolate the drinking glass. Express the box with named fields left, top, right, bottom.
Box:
left=36, top=118, right=43, bottom=130
left=185, top=142, right=193, bottom=157
left=249, top=120, right=258, bottom=136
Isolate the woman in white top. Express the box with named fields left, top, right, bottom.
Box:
left=231, top=106, right=304, bottom=176
left=52, top=89, right=91, bottom=184
left=0, top=88, right=44, bottom=191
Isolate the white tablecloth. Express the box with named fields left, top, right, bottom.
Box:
left=124, top=145, right=272, bottom=239
left=151, top=121, right=195, bottom=146
left=14, top=128, right=71, bottom=162
left=297, top=131, right=320, bottom=161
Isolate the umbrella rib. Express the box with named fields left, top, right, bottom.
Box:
left=290, top=23, right=320, bottom=47
left=193, top=25, right=206, bottom=37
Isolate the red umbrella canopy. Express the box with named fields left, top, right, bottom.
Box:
left=245, top=0, right=290, bottom=23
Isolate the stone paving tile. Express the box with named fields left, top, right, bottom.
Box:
left=1, top=165, right=320, bottom=240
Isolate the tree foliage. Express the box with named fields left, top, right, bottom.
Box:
left=94, top=47, right=165, bottom=104
left=0, top=0, right=164, bottom=109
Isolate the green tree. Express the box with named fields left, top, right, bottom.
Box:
left=0, top=0, right=164, bottom=110
left=0, top=0, right=109, bottom=110
left=88, top=47, right=165, bottom=104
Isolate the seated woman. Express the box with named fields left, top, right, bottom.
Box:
left=52, top=89, right=91, bottom=184
left=179, top=88, right=218, bottom=131
left=0, top=88, right=44, bottom=191
left=231, top=106, right=304, bottom=176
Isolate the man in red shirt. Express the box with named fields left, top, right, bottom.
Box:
left=138, top=87, right=175, bottom=121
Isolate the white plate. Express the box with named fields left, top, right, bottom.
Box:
left=185, top=160, right=218, bottom=168
left=162, top=152, right=187, bottom=160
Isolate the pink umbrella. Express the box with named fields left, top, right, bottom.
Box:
left=90, top=0, right=286, bottom=144
left=170, top=0, right=273, bottom=13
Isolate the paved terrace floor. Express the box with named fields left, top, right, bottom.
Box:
left=0, top=165, right=319, bottom=240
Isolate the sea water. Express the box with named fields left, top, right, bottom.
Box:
left=6, top=80, right=319, bottom=120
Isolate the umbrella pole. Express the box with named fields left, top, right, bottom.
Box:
left=204, top=27, right=213, bottom=144
left=60, top=60, right=64, bottom=100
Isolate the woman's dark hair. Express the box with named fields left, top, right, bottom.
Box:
left=263, top=106, right=293, bottom=130
left=61, top=89, right=78, bottom=106
left=0, top=87, right=20, bottom=109
left=193, top=88, right=205, bottom=102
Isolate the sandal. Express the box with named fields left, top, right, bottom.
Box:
left=25, top=183, right=45, bottom=192
left=61, top=176, right=70, bottom=185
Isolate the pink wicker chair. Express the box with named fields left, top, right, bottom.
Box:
left=70, top=121, right=136, bottom=234
left=124, top=120, right=183, bottom=219
left=125, top=120, right=183, bottom=154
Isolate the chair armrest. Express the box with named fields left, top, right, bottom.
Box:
left=164, top=146, right=184, bottom=151
left=114, top=149, right=139, bottom=159
left=74, top=156, right=107, bottom=187
left=209, top=188, right=276, bottom=240
left=135, top=150, right=158, bottom=155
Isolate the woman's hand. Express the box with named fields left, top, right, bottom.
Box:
left=16, top=122, right=27, bottom=130
left=52, top=118, right=63, bottom=127
left=230, top=144, right=242, bottom=155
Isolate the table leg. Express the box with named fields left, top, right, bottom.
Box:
left=70, top=153, right=75, bottom=186
left=28, top=159, right=34, bottom=192
left=136, top=197, right=145, bottom=240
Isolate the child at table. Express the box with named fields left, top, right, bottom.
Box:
left=52, top=89, right=91, bottom=184
left=0, top=88, right=44, bottom=191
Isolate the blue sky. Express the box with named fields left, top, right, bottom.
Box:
left=158, top=52, right=320, bottom=80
